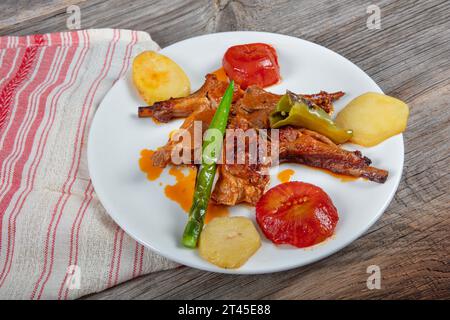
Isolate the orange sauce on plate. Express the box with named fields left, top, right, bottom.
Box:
left=164, top=166, right=229, bottom=223
left=212, top=67, right=229, bottom=82
left=164, top=166, right=197, bottom=212
left=204, top=203, right=229, bottom=224
left=277, top=169, right=295, bottom=183
left=139, top=149, right=163, bottom=181
left=276, top=166, right=360, bottom=184
left=311, top=167, right=360, bottom=182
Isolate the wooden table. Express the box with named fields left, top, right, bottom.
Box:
left=1, top=0, right=448, bottom=300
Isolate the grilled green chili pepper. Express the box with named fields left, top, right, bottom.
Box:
left=270, top=92, right=353, bottom=144
left=182, top=81, right=234, bottom=248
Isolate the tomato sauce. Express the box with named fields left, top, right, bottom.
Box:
left=310, top=167, right=360, bottom=182
left=163, top=166, right=229, bottom=223
left=139, top=149, right=163, bottom=181
left=164, top=166, right=196, bottom=212
left=277, top=169, right=295, bottom=183
left=204, top=203, right=229, bottom=224
left=281, top=164, right=360, bottom=183
left=212, top=67, right=229, bottom=82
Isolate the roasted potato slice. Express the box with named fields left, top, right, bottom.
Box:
left=335, top=92, right=409, bottom=147
left=199, top=216, right=261, bottom=269
left=132, top=51, right=190, bottom=105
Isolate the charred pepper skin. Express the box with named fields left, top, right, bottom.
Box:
left=270, top=92, right=353, bottom=144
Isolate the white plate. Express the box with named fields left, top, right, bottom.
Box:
left=88, top=32, right=403, bottom=274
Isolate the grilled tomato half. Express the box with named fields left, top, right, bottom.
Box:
left=222, top=43, right=280, bottom=89
left=256, top=182, right=338, bottom=248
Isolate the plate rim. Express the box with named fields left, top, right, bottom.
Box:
left=87, top=31, right=404, bottom=274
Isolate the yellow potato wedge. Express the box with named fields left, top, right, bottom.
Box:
left=199, top=217, right=261, bottom=269
left=335, top=92, right=409, bottom=147
left=132, top=51, right=190, bottom=105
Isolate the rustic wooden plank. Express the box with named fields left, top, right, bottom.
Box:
left=0, top=0, right=87, bottom=29
left=0, top=0, right=217, bottom=48
left=1, top=0, right=448, bottom=299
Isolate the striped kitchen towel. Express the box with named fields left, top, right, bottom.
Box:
left=0, top=29, right=177, bottom=300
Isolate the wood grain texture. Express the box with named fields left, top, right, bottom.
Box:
left=0, top=0, right=448, bottom=300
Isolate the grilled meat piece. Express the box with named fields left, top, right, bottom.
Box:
left=298, top=91, right=345, bottom=114
left=145, top=75, right=387, bottom=207
left=211, top=162, right=270, bottom=206
left=138, top=74, right=242, bottom=122
left=151, top=105, right=216, bottom=168
left=229, top=86, right=281, bottom=130
left=150, top=80, right=343, bottom=168
left=140, top=74, right=343, bottom=123
left=278, top=127, right=388, bottom=183
left=210, top=129, right=271, bottom=206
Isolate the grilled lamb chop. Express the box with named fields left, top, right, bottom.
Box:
left=278, top=127, right=388, bottom=183
left=139, top=74, right=343, bottom=123
left=144, top=74, right=388, bottom=206
left=211, top=161, right=270, bottom=206
left=151, top=106, right=216, bottom=168
left=138, top=74, right=242, bottom=122
left=151, top=76, right=344, bottom=167
left=210, top=125, right=388, bottom=206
